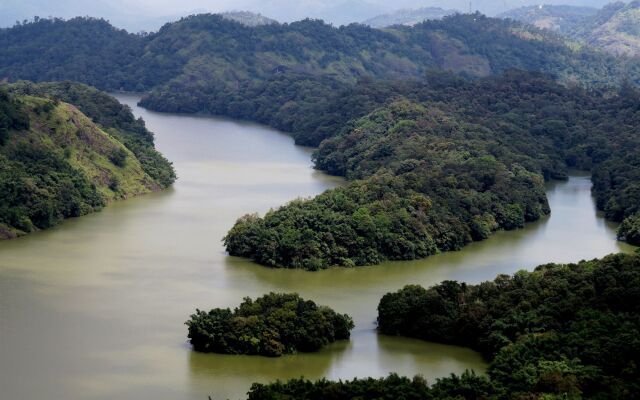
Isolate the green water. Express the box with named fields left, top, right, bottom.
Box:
left=0, top=94, right=634, bottom=400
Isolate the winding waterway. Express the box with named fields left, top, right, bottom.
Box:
left=0, top=94, right=635, bottom=400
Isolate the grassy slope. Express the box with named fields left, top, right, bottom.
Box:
left=7, top=80, right=176, bottom=188
left=0, top=95, right=161, bottom=239
left=43, top=100, right=159, bottom=198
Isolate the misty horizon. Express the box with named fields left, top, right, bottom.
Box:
left=0, top=0, right=623, bottom=32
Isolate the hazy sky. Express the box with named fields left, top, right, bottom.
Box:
left=0, top=0, right=618, bottom=31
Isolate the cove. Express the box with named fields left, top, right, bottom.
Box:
left=0, top=94, right=634, bottom=400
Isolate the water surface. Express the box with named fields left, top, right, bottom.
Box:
left=0, top=94, right=634, bottom=400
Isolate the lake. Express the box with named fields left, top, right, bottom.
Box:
left=0, top=94, right=634, bottom=400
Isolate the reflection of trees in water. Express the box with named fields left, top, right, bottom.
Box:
left=200, top=175, right=631, bottom=399
left=223, top=208, right=551, bottom=296
left=187, top=341, right=351, bottom=398
left=374, top=334, right=487, bottom=375
left=186, top=331, right=489, bottom=399
left=224, top=175, right=630, bottom=298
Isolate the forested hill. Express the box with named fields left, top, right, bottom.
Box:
left=571, top=1, right=640, bottom=57
left=499, top=5, right=598, bottom=34
left=376, top=253, right=640, bottom=398
left=247, top=253, right=640, bottom=398
left=501, top=2, right=640, bottom=57
left=0, top=82, right=175, bottom=239
left=138, top=13, right=639, bottom=115
left=362, top=7, right=455, bottom=28
left=219, top=11, right=278, bottom=27
left=224, top=72, right=640, bottom=269
left=0, top=13, right=638, bottom=101
left=0, top=17, right=146, bottom=91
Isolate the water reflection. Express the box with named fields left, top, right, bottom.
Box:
left=0, top=96, right=633, bottom=400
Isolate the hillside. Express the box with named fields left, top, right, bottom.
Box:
left=571, top=1, right=640, bottom=57
left=363, top=7, right=456, bottom=28
left=0, top=83, right=175, bottom=239
left=137, top=13, right=640, bottom=117
left=502, top=2, right=640, bottom=57
left=2, top=15, right=636, bottom=260
left=1, top=14, right=638, bottom=110
left=223, top=71, right=640, bottom=269
left=220, top=11, right=278, bottom=27
left=499, top=4, right=598, bottom=34
left=378, top=253, right=640, bottom=398
left=0, top=17, right=146, bottom=91
left=245, top=253, right=640, bottom=398
left=7, top=81, right=176, bottom=187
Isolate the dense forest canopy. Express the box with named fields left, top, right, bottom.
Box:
left=1, top=13, right=639, bottom=99
left=0, top=87, right=29, bottom=144
left=224, top=71, right=640, bottom=269
left=138, top=13, right=640, bottom=114
left=0, top=83, right=175, bottom=239
left=245, top=253, right=640, bottom=399
left=186, top=293, right=354, bottom=357
left=247, top=373, right=495, bottom=400
left=1, top=5, right=639, bottom=400
left=0, top=17, right=146, bottom=90
left=377, top=253, right=640, bottom=398
left=5, top=14, right=635, bottom=264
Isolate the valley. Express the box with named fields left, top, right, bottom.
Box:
left=1, top=5, right=640, bottom=399
left=0, top=95, right=633, bottom=399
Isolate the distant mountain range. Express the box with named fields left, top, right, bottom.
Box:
left=220, top=11, right=278, bottom=27
left=363, top=7, right=456, bottom=28
left=0, top=0, right=177, bottom=32
left=501, top=1, right=640, bottom=57
left=2, top=13, right=634, bottom=94
left=316, top=0, right=387, bottom=26
left=1, top=0, right=626, bottom=32
left=573, top=1, right=640, bottom=56
left=499, top=4, right=598, bottom=33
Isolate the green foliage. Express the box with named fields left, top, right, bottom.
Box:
left=618, top=213, right=640, bottom=245
left=1, top=14, right=639, bottom=108
left=0, top=142, right=105, bottom=233
left=377, top=253, right=640, bottom=398
left=7, top=81, right=176, bottom=187
left=108, top=147, right=127, bottom=167
left=224, top=71, right=640, bottom=269
left=185, top=293, right=354, bottom=357
left=137, top=14, right=640, bottom=118
left=0, top=86, right=175, bottom=238
left=224, top=165, right=546, bottom=270
left=0, top=88, right=29, bottom=144
left=0, top=17, right=146, bottom=91
left=247, top=372, right=497, bottom=400
left=0, top=91, right=103, bottom=234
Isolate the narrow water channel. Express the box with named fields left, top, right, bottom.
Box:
left=0, top=94, right=633, bottom=400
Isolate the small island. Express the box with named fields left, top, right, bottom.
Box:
left=186, top=293, right=354, bottom=357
